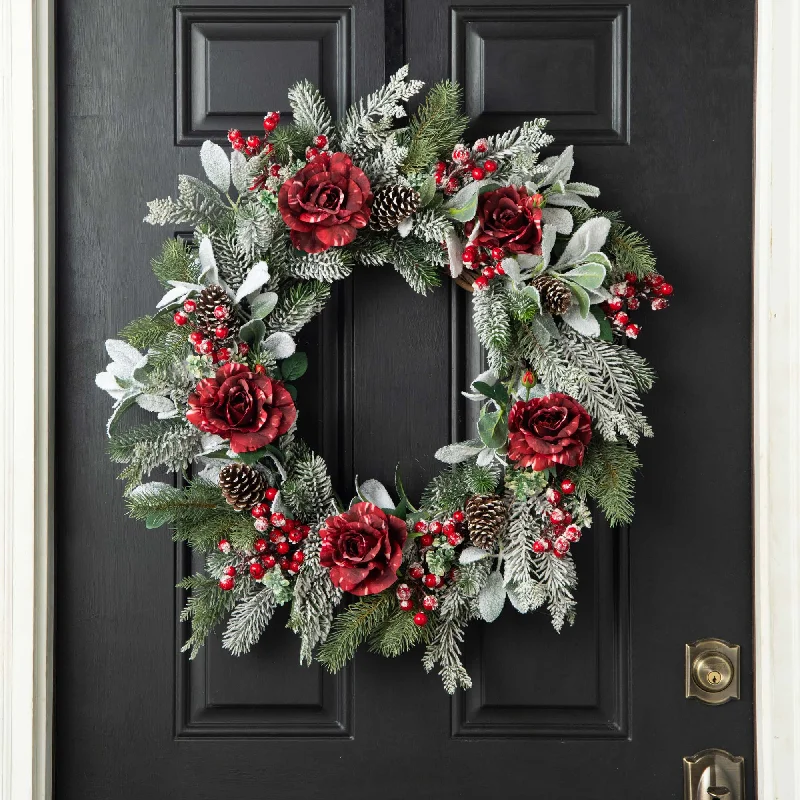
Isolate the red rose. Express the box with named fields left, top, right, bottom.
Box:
left=278, top=152, right=372, bottom=254
left=186, top=362, right=296, bottom=453
left=507, top=393, right=592, bottom=471
left=465, top=185, right=543, bottom=254
left=320, top=502, right=407, bottom=595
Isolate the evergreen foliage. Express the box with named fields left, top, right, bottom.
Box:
left=151, top=238, right=198, bottom=287
left=178, top=573, right=239, bottom=658
left=390, top=237, right=444, bottom=294
left=287, top=79, right=333, bottom=138
left=222, top=587, right=277, bottom=656
left=534, top=552, right=577, bottom=632
left=421, top=462, right=501, bottom=515
left=265, top=280, right=330, bottom=335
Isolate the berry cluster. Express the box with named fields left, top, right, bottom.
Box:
left=531, top=479, right=584, bottom=559
left=462, top=244, right=510, bottom=290
left=434, top=139, right=498, bottom=195
left=216, top=490, right=311, bottom=591
left=602, top=272, right=674, bottom=339
left=226, top=111, right=281, bottom=156
left=395, top=511, right=468, bottom=626
left=173, top=298, right=248, bottom=363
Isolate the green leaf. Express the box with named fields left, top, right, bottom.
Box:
left=444, top=180, right=501, bottom=223
left=145, top=510, right=172, bottom=529
left=237, top=444, right=285, bottom=466
left=280, top=352, right=308, bottom=381
left=283, top=383, right=297, bottom=402
left=592, top=307, right=614, bottom=342
left=445, top=192, right=478, bottom=222
left=564, top=280, right=591, bottom=318
left=239, top=319, right=266, bottom=348
left=472, top=380, right=509, bottom=406
left=478, top=410, right=508, bottom=450
left=561, top=260, right=606, bottom=289
left=251, top=292, right=278, bottom=319
left=418, top=174, right=437, bottom=207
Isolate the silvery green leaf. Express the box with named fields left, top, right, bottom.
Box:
left=583, top=251, right=612, bottom=270
left=445, top=226, right=464, bottom=278
left=131, top=354, right=151, bottom=384
left=200, top=140, right=230, bottom=193
left=459, top=546, right=491, bottom=565
left=539, top=145, right=574, bottom=187
left=155, top=281, right=202, bottom=310
left=562, top=261, right=606, bottom=289
left=585, top=285, right=612, bottom=303
left=500, top=257, right=522, bottom=284
left=230, top=150, right=250, bottom=194
left=263, top=331, right=295, bottom=359
left=136, top=394, right=174, bottom=414
left=562, top=303, right=600, bottom=337
left=271, top=490, right=290, bottom=517
left=549, top=179, right=565, bottom=194
left=418, top=174, right=436, bottom=207
left=565, top=280, right=591, bottom=318
left=545, top=191, right=589, bottom=209
left=505, top=583, right=528, bottom=613
left=250, top=291, right=278, bottom=319
left=565, top=181, right=600, bottom=197
left=435, top=440, right=485, bottom=463
left=540, top=225, right=557, bottom=269
left=478, top=571, right=506, bottom=622
left=555, top=217, right=611, bottom=268
left=532, top=313, right=560, bottom=345
left=198, top=433, right=228, bottom=454
left=105, top=339, right=143, bottom=370
left=516, top=252, right=544, bottom=276
left=443, top=178, right=500, bottom=211
left=541, top=206, right=574, bottom=235
left=445, top=193, right=478, bottom=222
left=235, top=261, right=270, bottom=302
left=106, top=394, right=138, bottom=435
left=476, top=447, right=495, bottom=467
left=357, top=478, right=394, bottom=509
left=198, top=236, right=219, bottom=285
left=239, top=319, right=267, bottom=349
left=396, top=216, right=413, bottom=237
left=463, top=369, right=498, bottom=401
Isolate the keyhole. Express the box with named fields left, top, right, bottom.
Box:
left=707, top=670, right=722, bottom=685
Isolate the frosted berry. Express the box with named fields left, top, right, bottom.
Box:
left=254, top=538, right=268, bottom=553
left=483, top=159, right=497, bottom=173
left=607, top=297, right=624, bottom=313
left=288, top=529, right=303, bottom=544
left=624, top=272, right=638, bottom=283
left=270, top=163, right=281, bottom=177
left=246, top=134, right=261, bottom=150
left=213, top=305, right=228, bottom=320
left=625, top=323, right=641, bottom=339
left=473, top=138, right=489, bottom=154
left=482, top=266, right=496, bottom=279
left=413, top=612, right=428, bottom=627
left=399, top=598, right=414, bottom=611
left=447, top=531, right=463, bottom=547
left=269, top=530, right=285, bottom=543
left=560, top=479, right=576, bottom=495
left=251, top=503, right=269, bottom=519
left=553, top=536, right=571, bottom=555
left=423, top=573, right=441, bottom=589
left=435, top=160, right=447, bottom=174
left=419, top=533, right=434, bottom=548
left=452, top=144, right=470, bottom=164
left=611, top=282, right=628, bottom=298
left=474, top=276, right=489, bottom=290
left=292, top=550, right=304, bottom=564
left=462, top=245, right=477, bottom=263
left=656, top=282, right=674, bottom=296
left=562, top=511, right=573, bottom=525
left=313, top=134, right=328, bottom=149
left=627, top=297, right=640, bottom=311
left=305, top=147, right=320, bottom=161
left=253, top=517, right=269, bottom=532
left=396, top=583, right=412, bottom=602
left=452, top=510, right=465, bottom=523
left=262, top=554, right=276, bottom=568
left=219, top=575, right=235, bottom=591
left=532, top=539, right=549, bottom=553
left=422, top=595, right=439, bottom=611
left=276, top=541, right=290, bottom=555
left=429, top=521, right=443, bottom=535
left=445, top=177, right=460, bottom=194
left=545, top=487, right=562, bottom=506
left=223, top=565, right=236, bottom=577
left=249, top=562, right=265, bottom=580
left=227, top=129, right=243, bottom=144
left=414, top=520, right=428, bottom=533
left=651, top=297, right=669, bottom=311
left=564, top=525, right=582, bottom=543
left=647, top=274, right=665, bottom=287
left=613, top=311, right=629, bottom=326
left=216, top=347, right=231, bottom=362
left=471, top=167, right=486, bottom=181
left=494, top=264, right=505, bottom=276
left=200, top=339, right=214, bottom=355
left=214, top=325, right=229, bottom=339
left=262, top=114, right=278, bottom=132
left=549, top=508, right=566, bottom=525
left=408, top=563, right=425, bottom=581
left=173, top=310, right=189, bottom=326
left=189, top=331, right=204, bottom=345
left=182, top=299, right=197, bottom=313
left=288, top=561, right=301, bottom=574
left=238, top=342, right=250, bottom=355
left=270, top=512, right=286, bottom=527
left=218, top=539, right=231, bottom=554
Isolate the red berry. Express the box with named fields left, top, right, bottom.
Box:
left=264, top=487, right=278, bottom=501
left=279, top=557, right=290, bottom=570
left=213, top=305, right=227, bottom=320
left=452, top=510, right=465, bottom=523
left=199, top=339, right=214, bottom=355
left=483, top=159, right=497, bottom=173
left=434, top=173, right=444, bottom=186
left=553, top=536, right=570, bottom=555
left=287, top=529, right=302, bottom=544
left=253, top=517, right=269, bottom=532
left=462, top=246, right=477, bottom=263
left=446, top=531, right=463, bottom=546
left=490, top=247, right=504, bottom=261
left=473, top=138, right=489, bottom=154
left=422, top=595, right=439, bottom=611
left=276, top=541, right=290, bottom=555
left=647, top=274, right=665, bottom=287
left=423, top=573, right=441, bottom=589
left=414, top=520, right=428, bottom=533
left=614, top=312, right=630, bottom=326
left=435, top=160, right=447, bottom=174
left=452, top=145, right=470, bottom=164
left=445, top=177, right=459, bottom=194
left=494, top=264, right=506, bottom=276
left=213, top=325, right=229, bottom=340
left=565, top=524, right=582, bottom=543
left=263, top=117, right=277, bottom=132
left=482, top=266, right=496, bottom=279
left=245, top=134, right=260, bottom=150
left=189, top=331, right=203, bottom=345
left=298, top=525, right=310, bottom=538
left=549, top=508, right=566, bottom=525
left=251, top=503, right=269, bottom=519
left=223, top=565, right=236, bottom=577
left=429, top=521, right=443, bottom=535
left=471, top=167, right=486, bottom=181
left=292, top=550, right=305, bottom=563
left=651, top=297, right=669, bottom=311
left=313, top=134, right=328, bottom=149
left=249, top=562, right=265, bottom=580
left=473, top=276, right=489, bottom=290
left=173, top=310, right=189, bottom=326
left=232, top=139, right=246, bottom=152
left=408, top=564, right=425, bottom=581
left=545, top=487, right=562, bottom=505
left=607, top=297, right=624, bottom=312
left=532, top=539, right=548, bottom=554
left=611, top=282, right=628, bottom=298
left=219, top=575, right=235, bottom=591
left=562, top=511, right=573, bottom=525
left=254, top=537, right=268, bottom=553
left=419, top=533, right=434, bottom=548
left=238, top=342, right=249, bottom=356
left=442, top=522, right=455, bottom=536
left=269, top=530, right=284, bottom=543
left=625, top=323, right=641, bottom=339
left=269, top=163, right=281, bottom=177
left=261, top=555, right=276, bottom=568
left=182, top=299, right=197, bottom=313
left=399, top=598, right=414, bottom=611
left=218, top=539, right=231, bottom=554
left=624, top=272, right=638, bottom=283
left=216, top=347, right=231, bottom=362
left=560, top=479, right=576, bottom=495
left=396, top=583, right=412, bottom=601
left=656, top=282, right=674, bottom=296
left=413, top=612, right=428, bottom=627
left=627, top=297, right=640, bottom=311
left=271, top=512, right=286, bottom=527
left=305, top=147, right=319, bottom=160
left=227, top=129, right=242, bottom=144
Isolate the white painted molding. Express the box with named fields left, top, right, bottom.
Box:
left=0, top=2, right=54, bottom=800
left=754, top=0, right=800, bottom=797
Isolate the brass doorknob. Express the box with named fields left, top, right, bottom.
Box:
left=707, top=788, right=731, bottom=798
left=685, top=639, right=740, bottom=705
left=692, top=652, right=734, bottom=692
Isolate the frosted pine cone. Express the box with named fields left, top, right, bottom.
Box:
left=465, top=494, right=507, bottom=551
left=532, top=275, right=573, bottom=315
left=370, top=185, right=421, bottom=231
left=195, top=284, right=239, bottom=339
left=218, top=463, right=268, bottom=511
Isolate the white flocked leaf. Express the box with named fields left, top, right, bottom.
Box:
left=198, top=236, right=219, bottom=285
left=445, top=226, right=464, bottom=278
left=500, top=257, right=522, bottom=284
left=555, top=217, right=611, bottom=268
left=565, top=181, right=600, bottom=197
left=136, top=394, right=175, bottom=414
left=540, top=225, right=558, bottom=270
left=357, top=478, right=394, bottom=509
left=200, top=140, right=230, bottom=193
left=545, top=191, right=590, bottom=209
left=562, top=303, right=601, bottom=337
left=156, top=281, right=203, bottom=309
left=459, top=546, right=491, bottom=564
left=105, top=339, right=143, bottom=371
left=235, top=261, right=270, bottom=302
left=539, top=145, right=574, bottom=187
left=95, top=371, right=124, bottom=396
left=250, top=291, right=279, bottom=319
left=230, top=149, right=250, bottom=194
left=476, top=447, right=495, bottom=467
left=478, top=571, right=506, bottom=622
left=435, top=440, right=485, bottom=464
left=505, top=584, right=528, bottom=613
left=396, top=216, right=413, bottom=237
left=541, top=206, right=574, bottom=235
left=263, top=331, right=296, bottom=359
left=562, top=261, right=606, bottom=289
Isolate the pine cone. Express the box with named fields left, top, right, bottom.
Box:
left=195, top=284, right=239, bottom=339
left=218, top=463, right=268, bottom=511
left=370, top=185, right=421, bottom=231
left=532, top=275, right=572, bottom=315
left=465, top=494, right=507, bottom=551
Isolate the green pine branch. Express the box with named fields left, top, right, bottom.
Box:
left=178, top=573, right=239, bottom=658
left=368, top=604, right=431, bottom=658
left=151, top=238, right=199, bottom=287
left=119, top=312, right=176, bottom=350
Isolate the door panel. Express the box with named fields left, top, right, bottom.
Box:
left=55, top=0, right=755, bottom=797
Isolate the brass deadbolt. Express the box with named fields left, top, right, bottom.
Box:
left=686, top=639, right=740, bottom=705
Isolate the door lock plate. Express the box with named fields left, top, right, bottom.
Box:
left=684, top=749, right=744, bottom=799
left=686, top=639, right=740, bottom=705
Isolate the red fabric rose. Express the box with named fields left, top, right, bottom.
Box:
left=465, top=185, right=543, bottom=254
left=278, top=152, right=372, bottom=254
left=186, top=362, right=296, bottom=453
left=507, top=393, right=592, bottom=471
left=320, top=502, right=407, bottom=595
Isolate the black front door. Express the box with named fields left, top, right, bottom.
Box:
left=55, top=1, right=755, bottom=797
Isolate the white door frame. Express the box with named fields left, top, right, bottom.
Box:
left=0, top=0, right=795, bottom=797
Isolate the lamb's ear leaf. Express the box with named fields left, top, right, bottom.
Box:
left=200, top=140, right=231, bottom=193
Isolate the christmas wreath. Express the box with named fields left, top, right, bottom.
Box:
left=97, top=67, right=671, bottom=693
